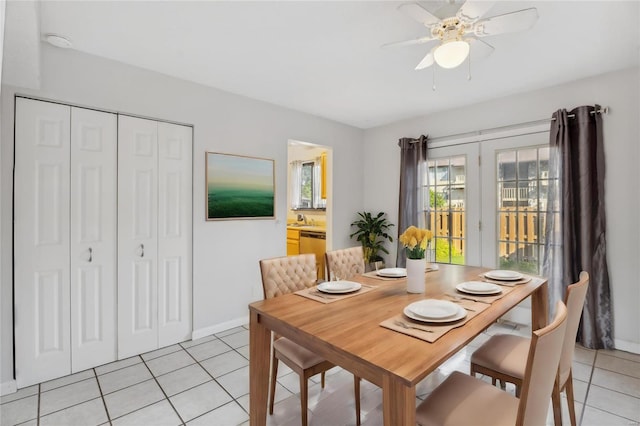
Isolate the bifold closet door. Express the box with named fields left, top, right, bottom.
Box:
left=14, top=98, right=72, bottom=387
left=14, top=99, right=118, bottom=387
left=118, top=116, right=192, bottom=358
left=118, top=116, right=159, bottom=358
left=157, top=122, right=192, bottom=347
left=69, top=107, right=117, bottom=373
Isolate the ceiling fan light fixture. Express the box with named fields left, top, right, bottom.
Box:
left=433, top=40, right=469, bottom=69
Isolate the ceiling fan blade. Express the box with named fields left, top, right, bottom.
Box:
left=415, top=49, right=435, bottom=70
left=397, top=3, right=441, bottom=28
left=457, top=1, right=496, bottom=22
left=382, top=35, right=437, bottom=49
left=472, top=8, right=539, bottom=37
left=466, top=37, right=495, bottom=62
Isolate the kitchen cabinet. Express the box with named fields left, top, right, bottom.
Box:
left=287, top=229, right=300, bottom=255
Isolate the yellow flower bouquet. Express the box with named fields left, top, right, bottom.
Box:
left=399, top=226, right=433, bottom=260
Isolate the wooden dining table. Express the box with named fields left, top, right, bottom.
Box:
left=249, top=264, right=548, bottom=425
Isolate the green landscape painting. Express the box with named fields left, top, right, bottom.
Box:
left=206, top=153, right=275, bottom=220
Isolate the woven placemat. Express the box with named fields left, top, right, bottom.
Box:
left=362, top=264, right=439, bottom=281
left=294, top=284, right=376, bottom=304
left=380, top=298, right=490, bottom=343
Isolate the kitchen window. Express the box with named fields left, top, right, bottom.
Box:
left=290, top=158, right=326, bottom=210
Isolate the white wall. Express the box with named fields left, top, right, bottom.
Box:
left=0, top=45, right=364, bottom=388
left=363, top=67, right=640, bottom=352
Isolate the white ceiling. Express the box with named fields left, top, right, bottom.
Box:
left=5, top=1, right=640, bottom=129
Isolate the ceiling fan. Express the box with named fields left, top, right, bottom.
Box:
left=387, top=1, right=539, bottom=70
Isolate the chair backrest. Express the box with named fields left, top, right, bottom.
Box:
left=259, top=254, right=317, bottom=299
left=517, top=301, right=568, bottom=426
left=559, top=271, right=590, bottom=385
left=325, top=246, right=365, bottom=280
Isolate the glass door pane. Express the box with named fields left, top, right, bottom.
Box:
left=425, top=143, right=480, bottom=266
left=481, top=133, right=553, bottom=272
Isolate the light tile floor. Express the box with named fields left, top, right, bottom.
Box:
left=1, top=322, right=639, bottom=426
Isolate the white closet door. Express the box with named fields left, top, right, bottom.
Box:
left=157, top=122, right=192, bottom=346
left=118, top=116, right=159, bottom=358
left=70, top=107, right=117, bottom=372
left=14, top=98, right=71, bottom=387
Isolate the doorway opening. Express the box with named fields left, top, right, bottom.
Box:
left=286, top=140, right=332, bottom=280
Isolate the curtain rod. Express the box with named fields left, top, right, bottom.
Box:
left=554, top=106, right=609, bottom=121
left=414, top=106, right=608, bottom=145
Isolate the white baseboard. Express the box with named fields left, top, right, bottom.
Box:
left=0, top=380, right=17, bottom=396
left=191, top=316, right=249, bottom=341
left=614, top=339, right=640, bottom=355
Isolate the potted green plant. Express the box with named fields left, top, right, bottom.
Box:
left=350, top=212, right=394, bottom=270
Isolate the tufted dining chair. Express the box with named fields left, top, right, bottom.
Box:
left=325, top=246, right=365, bottom=281
left=416, top=301, right=568, bottom=426
left=259, top=254, right=360, bottom=425
left=469, top=272, right=589, bottom=426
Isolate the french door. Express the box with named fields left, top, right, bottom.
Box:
left=426, top=130, right=550, bottom=270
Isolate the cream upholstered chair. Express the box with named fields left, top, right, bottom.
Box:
left=259, top=254, right=360, bottom=426
left=416, top=301, right=568, bottom=426
left=325, top=246, right=365, bottom=281
left=322, top=246, right=365, bottom=424
left=470, top=272, right=589, bottom=426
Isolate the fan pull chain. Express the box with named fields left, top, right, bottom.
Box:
left=467, top=52, right=472, bottom=81
left=432, top=65, right=437, bottom=91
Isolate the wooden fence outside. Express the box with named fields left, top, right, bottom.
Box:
left=428, top=207, right=544, bottom=258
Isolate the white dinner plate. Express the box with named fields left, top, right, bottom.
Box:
left=456, top=281, right=502, bottom=295
left=484, top=270, right=523, bottom=281
left=317, top=280, right=362, bottom=294
left=406, top=300, right=459, bottom=320
left=376, top=267, right=407, bottom=278
left=404, top=302, right=467, bottom=323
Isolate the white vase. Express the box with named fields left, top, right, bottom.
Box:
left=406, top=257, right=426, bottom=293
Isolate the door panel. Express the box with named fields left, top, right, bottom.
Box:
left=15, top=98, right=71, bottom=387
left=426, top=143, right=481, bottom=267
left=118, top=116, right=159, bottom=358
left=77, top=266, right=102, bottom=343
left=480, top=133, right=549, bottom=269
left=133, top=260, right=154, bottom=331
left=157, top=122, right=192, bottom=346
left=36, top=270, right=64, bottom=353
left=70, top=107, right=117, bottom=372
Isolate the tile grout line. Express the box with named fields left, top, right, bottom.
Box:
left=578, top=349, right=598, bottom=426
left=181, top=337, right=250, bottom=417
left=94, top=366, right=113, bottom=425
left=36, top=383, right=40, bottom=426
left=29, top=374, right=111, bottom=421
left=139, top=356, right=187, bottom=425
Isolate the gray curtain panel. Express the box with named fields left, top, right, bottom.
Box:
left=396, top=135, right=428, bottom=267
left=548, top=105, right=613, bottom=349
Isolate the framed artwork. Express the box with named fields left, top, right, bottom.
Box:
left=206, top=152, right=275, bottom=220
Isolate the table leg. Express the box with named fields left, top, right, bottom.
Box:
left=382, top=374, right=415, bottom=426
left=250, top=310, right=270, bottom=426
left=531, top=280, right=549, bottom=330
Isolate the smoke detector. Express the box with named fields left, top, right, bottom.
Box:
left=43, top=34, right=72, bottom=49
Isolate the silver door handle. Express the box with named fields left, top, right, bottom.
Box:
left=88, top=247, right=93, bottom=263
left=140, top=243, right=144, bottom=258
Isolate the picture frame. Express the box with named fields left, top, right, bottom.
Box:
left=206, top=152, right=275, bottom=220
